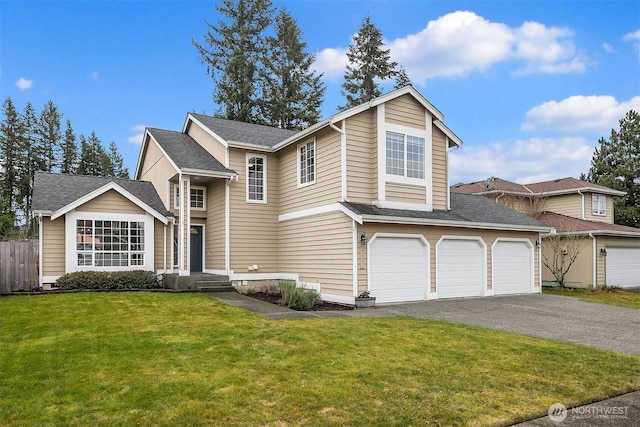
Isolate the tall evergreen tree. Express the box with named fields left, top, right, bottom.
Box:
left=341, top=16, right=398, bottom=110
left=18, top=102, right=41, bottom=232
left=107, top=141, right=129, bottom=178
left=260, top=9, right=325, bottom=130
left=394, top=65, right=412, bottom=89
left=38, top=100, right=62, bottom=172
left=0, top=98, right=24, bottom=217
left=193, top=0, right=274, bottom=123
left=0, top=192, right=16, bottom=239
left=586, top=110, right=640, bottom=227
left=60, top=119, right=78, bottom=174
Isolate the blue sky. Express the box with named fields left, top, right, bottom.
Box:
left=1, top=0, right=639, bottom=184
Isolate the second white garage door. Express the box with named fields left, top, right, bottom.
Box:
left=437, top=238, right=485, bottom=298
left=493, top=240, right=534, bottom=295
left=606, top=247, right=640, bottom=288
left=369, top=236, right=429, bottom=303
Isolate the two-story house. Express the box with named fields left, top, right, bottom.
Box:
left=34, top=86, right=552, bottom=303
left=452, top=177, right=640, bottom=288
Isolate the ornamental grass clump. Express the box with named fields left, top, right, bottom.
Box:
left=279, top=279, right=319, bottom=311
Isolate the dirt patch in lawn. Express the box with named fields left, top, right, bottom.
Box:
left=246, top=292, right=354, bottom=311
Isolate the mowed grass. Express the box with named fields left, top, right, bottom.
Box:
left=1, top=293, right=639, bottom=426
left=544, top=286, right=640, bottom=309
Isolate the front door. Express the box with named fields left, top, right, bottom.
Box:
left=190, top=225, right=203, bottom=273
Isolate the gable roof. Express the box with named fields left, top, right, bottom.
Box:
left=538, top=211, right=640, bottom=237
left=187, top=114, right=298, bottom=149
left=341, top=193, right=551, bottom=232
left=451, top=177, right=532, bottom=195
left=524, top=177, right=626, bottom=196
left=32, top=172, right=173, bottom=223
left=146, top=128, right=237, bottom=177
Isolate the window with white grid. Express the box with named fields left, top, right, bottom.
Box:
left=298, top=140, right=315, bottom=186
left=386, top=131, right=425, bottom=179
left=76, top=219, right=144, bottom=267
left=247, top=155, right=266, bottom=202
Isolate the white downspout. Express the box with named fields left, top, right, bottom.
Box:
left=590, top=232, right=596, bottom=288
left=38, top=213, right=43, bottom=288
left=163, top=223, right=167, bottom=274
left=578, top=189, right=585, bottom=219
left=352, top=220, right=358, bottom=297
left=329, top=119, right=347, bottom=202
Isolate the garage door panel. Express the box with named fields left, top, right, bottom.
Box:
left=493, top=240, right=533, bottom=295
left=437, top=239, right=484, bottom=298
left=370, top=237, right=429, bottom=303
left=606, top=247, right=640, bottom=288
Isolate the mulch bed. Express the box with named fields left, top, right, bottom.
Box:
left=246, top=292, right=354, bottom=311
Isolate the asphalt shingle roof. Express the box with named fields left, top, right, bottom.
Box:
left=32, top=172, right=172, bottom=217
left=147, top=128, right=235, bottom=174
left=537, top=211, right=640, bottom=235
left=190, top=114, right=298, bottom=148
left=342, top=193, right=550, bottom=230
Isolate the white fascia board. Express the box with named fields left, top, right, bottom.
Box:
left=272, top=119, right=332, bottom=151
left=181, top=168, right=237, bottom=179
left=227, top=141, right=274, bottom=152
left=50, top=181, right=169, bottom=225
left=434, top=120, right=463, bottom=148
left=141, top=131, right=181, bottom=178
left=361, top=214, right=552, bottom=233
left=183, top=114, right=229, bottom=148
left=277, top=202, right=363, bottom=225
left=546, top=230, right=640, bottom=238
left=134, top=128, right=151, bottom=180
left=535, top=187, right=626, bottom=197
left=369, top=86, right=444, bottom=121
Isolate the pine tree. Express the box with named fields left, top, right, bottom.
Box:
left=107, top=141, right=129, bottom=178
left=0, top=192, right=16, bottom=239
left=0, top=98, right=24, bottom=217
left=394, top=65, right=412, bottom=89
left=18, top=102, right=42, bottom=232
left=341, top=16, right=398, bottom=110
left=586, top=110, right=640, bottom=227
left=38, top=100, right=62, bottom=172
left=193, top=0, right=274, bottom=123
left=60, top=119, right=78, bottom=174
left=260, top=9, right=325, bottom=130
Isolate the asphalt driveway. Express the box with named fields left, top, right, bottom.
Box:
left=212, top=292, right=640, bottom=355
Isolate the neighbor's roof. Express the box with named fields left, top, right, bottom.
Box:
left=188, top=114, right=298, bottom=149
left=451, top=177, right=532, bottom=195
left=451, top=176, right=626, bottom=197
left=32, top=172, right=173, bottom=221
left=146, top=128, right=237, bottom=177
left=524, top=177, right=626, bottom=196
left=537, top=211, right=640, bottom=237
left=341, top=193, right=551, bottom=232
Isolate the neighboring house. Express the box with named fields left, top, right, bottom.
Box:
left=32, top=172, right=174, bottom=287
left=34, top=86, right=552, bottom=303
left=452, top=176, right=640, bottom=288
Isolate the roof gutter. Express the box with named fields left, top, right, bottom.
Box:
left=360, top=214, right=553, bottom=233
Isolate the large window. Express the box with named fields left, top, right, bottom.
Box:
left=592, top=194, right=606, bottom=215
left=298, top=140, right=316, bottom=187
left=386, top=131, right=425, bottom=179
left=174, top=185, right=206, bottom=210
left=247, top=155, right=266, bottom=202
left=76, top=219, right=145, bottom=267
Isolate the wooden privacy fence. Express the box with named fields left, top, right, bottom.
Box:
left=0, top=240, right=39, bottom=292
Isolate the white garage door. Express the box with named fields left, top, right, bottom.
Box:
left=606, top=247, right=640, bottom=288
left=493, top=240, right=533, bottom=295
left=369, top=236, right=429, bottom=303
left=437, top=238, right=484, bottom=298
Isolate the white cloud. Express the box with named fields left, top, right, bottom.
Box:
left=623, top=29, right=640, bottom=55
left=602, top=43, right=615, bottom=53
left=449, top=136, right=594, bottom=184
left=15, top=77, right=33, bottom=90
left=313, top=11, right=587, bottom=85
left=521, top=95, right=640, bottom=133
left=127, top=124, right=147, bottom=145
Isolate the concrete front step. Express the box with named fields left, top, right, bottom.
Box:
left=196, top=281, right=233, bottom=292
left=163, top=273, right=233, bottom=291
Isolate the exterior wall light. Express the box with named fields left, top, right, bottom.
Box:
left=360, top=233, right=368, bottom=246
left=600, top=248, right=607, bottom=256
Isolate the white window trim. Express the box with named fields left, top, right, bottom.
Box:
left=592, top=194, right=606, bottom=216
left=297, top=138, right=316, bottom=189
left=246, top=153, right=267, bottom=204
left=174, top=183, right=207, bottom=211
left=65, top=210, right=155, bottom=273
left=384, top=127, right=428, bottom=185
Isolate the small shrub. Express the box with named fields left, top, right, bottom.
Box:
left=278, top=280, right=319, bottom=311
left=55, top=270, right=160, bottom=290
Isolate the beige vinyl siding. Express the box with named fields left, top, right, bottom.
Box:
left=153, top=219, right=169, bottom=272
left=279, top=127, right=342, bottom=214
left=279, top=211, right=354, bottom=297
left=228, top=149, right=279, bottom=272
left=541, top=236, right=593, bottom=287
left=137, top=139, right=176, bottom=208
left=431, top=125, right=448, bottom=210
left=596, top=236, right=640, bottom=286
left=42, top=216, right=65, bottom=276
left=357, top=223, right=540, bottom=294
left=186, top=121, right=227, bottom=167
left=544, top=194, right=583, bottom=219
left=205, top=179, right=226, bottom=271
left=585, top=193, right=615, bottom=223
left=76, top=190, right=145, bottom=215
left=385, top=94, right=426, bottom=129
left=385, top=182, right=426, bottom=204
left=345, top=110, right=377, bottom=203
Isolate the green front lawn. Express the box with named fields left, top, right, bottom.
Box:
left=544, top=286, right=640, bottom=309
left=1, top=293, right=639, bottom=426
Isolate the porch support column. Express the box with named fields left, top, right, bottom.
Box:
left=225, top=178, right=231, bottom=275
left=179, top=174, right=191, bottom=276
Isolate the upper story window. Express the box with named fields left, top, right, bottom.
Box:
left=386, top=131, right=425, bottom=179
left=247, top=154, right=266, bottom=203
left=298, top=139, right=316, bottom=187
left=592, top=194, right=606, bottom=215
left=174, top=185, right=206, bottom=210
